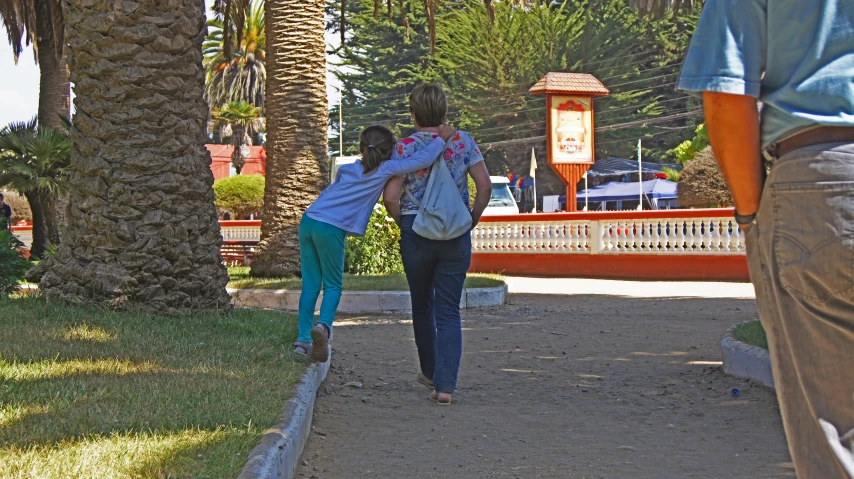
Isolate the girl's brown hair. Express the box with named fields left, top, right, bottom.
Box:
left=359, top=125, right=396, bottom=173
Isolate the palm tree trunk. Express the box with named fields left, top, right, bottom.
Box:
left=24, top=192, right=47, bottom=259
left=426, top=0, right=436, bottom=54
left=42, top=0, right=231, bottom=313
left=232, top=124, right=246, bottom=174
left=35, top=0, right=70, bottom=130
left=251, top=0, right=328, bottom=278
left=39, top=192, right=61, bottom=246
left=484, top=0, right=495, bottom=22
left=34, top=0, right=71, bottom=241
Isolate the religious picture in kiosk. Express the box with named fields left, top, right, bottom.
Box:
left=550, top=96, right=593, bottom=163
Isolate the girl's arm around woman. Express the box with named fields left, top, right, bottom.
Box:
left=378, top=125, right=457, bottom=177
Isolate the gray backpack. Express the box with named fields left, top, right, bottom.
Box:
left=404, top=137, right=473, bottom=241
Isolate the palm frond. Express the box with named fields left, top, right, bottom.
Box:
left=0, top=0, right=64, bottom=63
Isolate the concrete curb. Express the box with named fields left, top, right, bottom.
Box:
left=238, top=353, right=330, bottom=479
left=720, top=322, right=775, bottom=389
left=228, top=284, right=507, bottom=313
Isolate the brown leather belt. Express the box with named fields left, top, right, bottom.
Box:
left=764, top=126, right=854, bottom=160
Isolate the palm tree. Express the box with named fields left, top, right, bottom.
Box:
left=41, top=0, right=231, bottom=313
left=0, top=0, right=70, bottom=130
left=204, top=0, right=266, bottom=110
left=250, top=0, right=329, bottom=277
left=213, top=101, right=261, bottom=174
left=0, top=118, right=71, bottom=258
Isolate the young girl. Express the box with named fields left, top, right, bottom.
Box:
left=294, top=124, right=456, bottom=362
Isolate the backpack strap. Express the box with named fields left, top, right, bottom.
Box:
left=402, top=134, right=442, bottom=208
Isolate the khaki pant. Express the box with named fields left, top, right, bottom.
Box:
left=748, top=142, right=854, bottom=478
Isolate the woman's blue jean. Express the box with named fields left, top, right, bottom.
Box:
left=399, top=215, right=472, bottom=393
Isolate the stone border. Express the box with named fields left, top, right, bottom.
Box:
left=238, top=352, right=330, bottom=479
left=720, top=322, right=775, bottom=389
left=228, top=284, right=507, bottom=313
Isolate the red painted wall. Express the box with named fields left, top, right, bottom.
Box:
left=470, top=253, right=750, bottom=282
left=470, top=208, right=750, bottom=281
left=206, top=145, right=267, bottom=181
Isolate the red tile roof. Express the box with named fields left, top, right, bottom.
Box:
left=529, top=73, right=610, bottom=96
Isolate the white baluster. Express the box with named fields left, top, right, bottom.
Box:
left=509, top=223, right=518, bottom=252
left=710, top=219, right=720, bottom=253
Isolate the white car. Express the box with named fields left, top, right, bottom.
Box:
left=482, top=176, right=520, bottom=216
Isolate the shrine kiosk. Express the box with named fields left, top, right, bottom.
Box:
left=529, top=73, right=609, bottom=212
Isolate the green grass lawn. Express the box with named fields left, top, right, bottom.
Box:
left=0, top=296, right=303, bottom=479
left=732, top=320, right=768, bottom=349
left=227, top=267, right=505, bottom=291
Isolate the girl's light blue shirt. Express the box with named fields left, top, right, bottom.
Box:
left=305, top=137, right=446, bottom=236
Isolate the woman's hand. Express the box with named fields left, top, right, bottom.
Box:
left=438, top=125, right=456, bottom=141
left=383, top=177, right=405, bottom=226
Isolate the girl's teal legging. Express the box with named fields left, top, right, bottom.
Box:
left=297, top=214, right=347, bottom=343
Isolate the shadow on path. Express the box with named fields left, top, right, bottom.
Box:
left=296, top=293, right=793, bottom=479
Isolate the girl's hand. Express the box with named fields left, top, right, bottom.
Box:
left=438, top=125, right=456, bottom=141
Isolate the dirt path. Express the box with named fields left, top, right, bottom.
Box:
left=295, top=290, right=793, bottom=479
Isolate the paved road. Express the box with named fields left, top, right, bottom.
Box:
left=296, top=279, right=791, bottom=479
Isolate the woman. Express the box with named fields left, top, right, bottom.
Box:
left=383, top=83, right=492, bottom=405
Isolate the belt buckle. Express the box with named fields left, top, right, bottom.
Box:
left=762, top=141, right=778, bottom=162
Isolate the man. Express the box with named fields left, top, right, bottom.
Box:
left=678, top=1, right=854, bottom=477
left=0, top=193, right=11, bottom=230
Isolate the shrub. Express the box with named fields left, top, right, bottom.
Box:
left=213, top=175, right=265, bottom=219
left=2, top=191, right=32, bottom=223
left=344, top=204, right=403, bottom=275
left=678, top=146, right=733, bottom=208
left=671, top=123, right=709, bottom=164
left=0, top=225, right=30, bottom=296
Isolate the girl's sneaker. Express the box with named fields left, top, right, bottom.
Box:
left=310, top=323, right=330, bottom=363
left=292, top=341, right=312, bottom=361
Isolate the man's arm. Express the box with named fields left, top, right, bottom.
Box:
left=383, top=176, right=405, bottom=226
left=468, top=161, right=491, bottom=227
left=703, top=91, right=764, bottom=223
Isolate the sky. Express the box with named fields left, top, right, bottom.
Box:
left=0, top=4, right=343, bottom=128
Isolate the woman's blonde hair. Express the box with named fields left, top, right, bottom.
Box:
left=409, top=83, right=448, bottom=128
left=359, top=125, right=396, bottom=173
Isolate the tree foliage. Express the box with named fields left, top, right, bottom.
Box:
left=329, top=0, right=703, bottom=164
left=0, top=0, right=64, bottom=64
left=671, top=123, right=708, bottom=164
left=204, top=0, right=266, bottom=111
left=0, top=118, right=71, bottom=258
left=344, top=204, right=403, bottom=275
left=213, top=174, right=265, bottom=219
left=0, top=227, right=29, bottom=296
left=677, top=146, right=732, bottom=208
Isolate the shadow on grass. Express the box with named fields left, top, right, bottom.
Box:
left=0, top=296, right=304, bottom=478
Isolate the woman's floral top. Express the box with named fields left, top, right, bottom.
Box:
left=391, top=130, right=484, bottom=213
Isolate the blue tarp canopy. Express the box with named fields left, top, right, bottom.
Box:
left=588, top=157, right=681, bottom=177
left=576, top=179, right=678, bottom=202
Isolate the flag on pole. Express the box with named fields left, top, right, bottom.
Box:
left=529, top=148, right=537, bottom=178
left=530, top=148, right=538, bottom=213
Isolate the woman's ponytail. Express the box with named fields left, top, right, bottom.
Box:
left=359, top=125, right=396, bottom=173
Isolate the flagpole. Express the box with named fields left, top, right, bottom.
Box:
left=637, top=139, right=643, bottom=211
left=530, top=148, right=538, bottom=214
left=583, top=171, right=588, bottom=211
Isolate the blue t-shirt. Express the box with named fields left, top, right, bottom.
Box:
left=394, top=130, right=484, bottom=214
left=677, top=0, right=854, bottom=148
